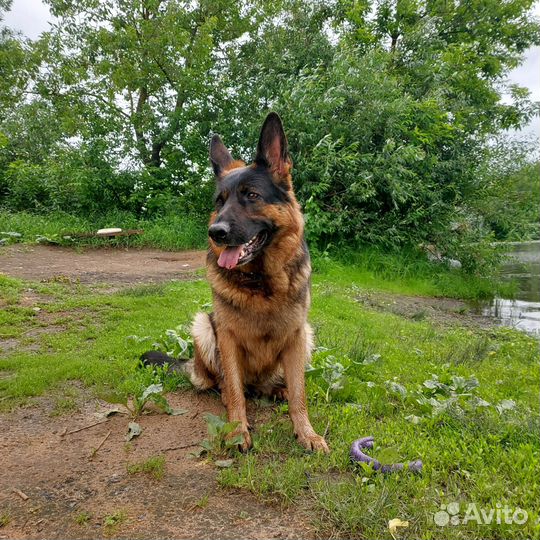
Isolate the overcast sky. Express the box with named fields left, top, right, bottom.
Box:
left=4, top=0, right=540, bottom=138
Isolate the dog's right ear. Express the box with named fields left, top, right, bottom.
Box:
left=209, top=134, right=233, bottom=177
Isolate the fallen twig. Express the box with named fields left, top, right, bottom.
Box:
left=162, top=442, right=199, bottom=452
left=13, top=488, right=29, bottom=501
left=89, top=430, right=112, bottom=459
left=190, top=395, right=203, bottom=419
left=63, top=420, right=106, bottom=436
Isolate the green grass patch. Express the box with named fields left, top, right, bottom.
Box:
left=0, top=209, right=207, bottom=250
left=313, top=245, right=515, bottom=300
left=0, top=512, right=10, bottom=528
left=103, top=510, right=126, bottom=532
left=0, top=277, right=209, bottom=408
left=74, top=511, right=92, bottom=526
left=126, top=455, right=166, bottom=480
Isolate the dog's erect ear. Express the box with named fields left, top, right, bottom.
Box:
left=209, top=134, right=233, bottom=176
left=255, top=113, right=292, bottom=185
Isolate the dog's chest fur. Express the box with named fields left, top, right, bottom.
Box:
left=208, top=251, right=310, bottom=378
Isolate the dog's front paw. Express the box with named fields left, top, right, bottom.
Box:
left=297, top=432, right=329, bottom=453
left=232, top=426, right=252, bottom=452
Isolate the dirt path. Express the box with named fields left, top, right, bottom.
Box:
left=356, top=290, right=495, bottom=329
left=0, top=245, right=207, bottom=286
left=0, top=391, right=313, bottom=540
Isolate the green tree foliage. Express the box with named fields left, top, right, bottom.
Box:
left=0, top=0, right=30, bottom=122
left=0, top=0, right=538, bottom=256
left=36, top=0, right=258, bottom=211
left=473, top=138, right=540, bottom=241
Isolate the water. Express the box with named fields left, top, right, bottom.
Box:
left=481, top=241, right=540, bottom=335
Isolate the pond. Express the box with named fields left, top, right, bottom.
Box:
left=479, top=241, right=540, bottom=336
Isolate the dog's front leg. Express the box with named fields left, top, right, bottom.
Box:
left=282, top=331, right=329, bottom=453
left=218, top=333, right=251, bottom=451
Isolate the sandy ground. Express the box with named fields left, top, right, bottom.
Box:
left=0, top=245, right=207, bottom=286
left=0, top=391, right=313, bottom=539
left=355, top=290, right=495, bottom=329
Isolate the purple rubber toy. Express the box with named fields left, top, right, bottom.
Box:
left=350, top=436, right=422, bottom=473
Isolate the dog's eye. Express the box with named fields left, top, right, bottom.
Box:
left=215, top=195, right=224, bottom=207
left=246, top=192, right=260, bottom=201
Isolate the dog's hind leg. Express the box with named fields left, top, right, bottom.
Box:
left=189, top=312, right=222, bottom=391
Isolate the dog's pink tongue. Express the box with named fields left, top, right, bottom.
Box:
left=217, top=245, right=243, bottom=269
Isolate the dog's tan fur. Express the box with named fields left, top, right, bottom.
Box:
left=187, top=116, right=328, bottom=453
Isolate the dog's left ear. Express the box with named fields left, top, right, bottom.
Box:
left=209, top=134, right=233, bottom=177
left=255, top=112, right=292, bottom=188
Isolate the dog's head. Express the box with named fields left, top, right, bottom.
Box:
left=208, top=113, right=298, bottom=270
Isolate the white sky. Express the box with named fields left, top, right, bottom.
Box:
left=4, top=0, right=540, bottom=138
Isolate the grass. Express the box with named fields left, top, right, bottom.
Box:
left=0, top=253, right=538, bottom=539
left=194, top=495, right=210, bottom=509
left=126, top=455, right=166, bottom=480
left=0, top=209, right=207, bottom=250
left=0, top=512, right=10, bottom=527
left=313, top=246, right=515, bottom=300
left=74, top=511, right=92, bottom=525
left=103, top=510, right=126, bottom=531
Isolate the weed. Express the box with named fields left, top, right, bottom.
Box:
left=127, top=455, right=165, bottom=480
left=50, top=396, right=78, bottom=416
left=121, top=363, right=188, bottom=418
left=0, top=512, right=10, bottom=527
left=153, top=325, right=194, bottom=359
left=348, top=335, right=380, bottom=365
left=411, top=309, right=427, bottom=321
left=74, top=511, right=92, bottom=525
left=127, top=382, right=172, bottom=417
left=103, top=510, right=126, bottom=530
left=128, top=324, right=194, bottom=360
left=200, top=413, right=243, bottom=458
left=194, top=494, right=209, bottom=509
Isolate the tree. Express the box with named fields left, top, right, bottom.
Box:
left=0, top=0, right=35, bottom=123
left=36, top=0, right=255, bottom=175
left=339, top=0, right=540, bottom=134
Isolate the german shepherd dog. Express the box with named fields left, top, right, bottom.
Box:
left=187, top=113, right=328, bottom=453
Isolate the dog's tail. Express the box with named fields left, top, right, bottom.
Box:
left=139, top=350, right=190, bottom=373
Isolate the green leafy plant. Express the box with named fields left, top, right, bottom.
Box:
left=127, top=324, right=194, bottom=359
left=128, top=383, right=172, bottom=417
left=120, top=361, right=189, bottom=418
left=151, top=325, right=194, bottom=359
left=412, top=374, right=494, bottom=418
left=200, top=413, right=244, bottom=459
left=306, top=347, right=364, bottom=402
left=103, top=511, right=126, bottom=531
left=127, top=455, right=165, bottom=480
left=74, top=511, right=92, bottom=525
